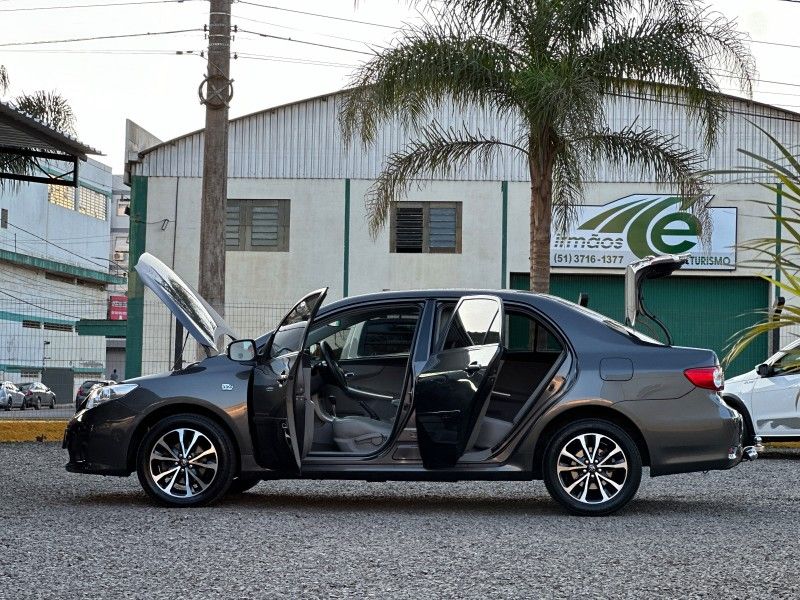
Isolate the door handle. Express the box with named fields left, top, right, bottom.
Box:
left=465, top=361, right=482, bottom=374
left=344, top=372, right=355, bottom=378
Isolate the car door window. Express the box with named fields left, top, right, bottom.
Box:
left=441, top=298, right=501, bottom=350
left=772, top=351, right=800, bottom=376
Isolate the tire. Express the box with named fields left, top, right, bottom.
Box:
left=50, top=396, right=56, bottom=409
left=136, top=413, right=236, bottom=507
left=35, top=398, right=41, bottom=410
left=5, top=400, right=10, bottom=412
left=228, top=475, right=262, bottom=495
left=543, top=419, right=642, bottom=517
left=19, top=401, right=25, bottom=411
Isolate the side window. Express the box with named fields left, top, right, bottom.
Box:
left=442, top=298, right=501, bottom=350
left=772, top=351, right=800, bottom=376
left=307, top=306, right=421, bottom=360
left=506, top=310, right=563, bottom=354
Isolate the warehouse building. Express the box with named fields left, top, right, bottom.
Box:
left=124, top=90, right=800, bottom=378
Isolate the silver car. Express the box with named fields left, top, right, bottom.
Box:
left=1, top=381, right=24, bottom=411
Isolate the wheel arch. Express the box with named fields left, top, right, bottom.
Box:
left=531, top=405, right=651, bottom=478
left=126, top=402, right=242, bottom=474
left=721, top=393, right=755, bottom=441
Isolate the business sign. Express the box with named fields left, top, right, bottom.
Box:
left=550, top=195, right=737, bottom=270
left=108, top=295, right=128, bottom=321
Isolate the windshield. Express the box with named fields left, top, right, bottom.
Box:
left=552, top=297, right=665, bottom=346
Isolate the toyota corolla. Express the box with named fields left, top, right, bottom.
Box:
left=64, top=253, right=755, bottom=515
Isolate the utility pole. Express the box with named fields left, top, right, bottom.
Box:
left=198, top=0, right=233, bottom=324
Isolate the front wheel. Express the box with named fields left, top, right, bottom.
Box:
left=50, top=397, right=56, bottom=409
left=35, top=398, right=41, bottom=410
left=136, top=414, right=236, bottom=507
left=543, top=419, right=642, bottom=516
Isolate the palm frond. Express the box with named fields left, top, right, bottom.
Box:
left=339, top=23, right=520, bottom=144
left=0, top=65, right=8, bottom=95
left=13, top=91, right=76, bottom=135
left=365, top=122, right=528, bottom=236
left=551, top=141, right=587, bottom=235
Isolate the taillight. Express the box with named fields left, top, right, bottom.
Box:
left=684, top=365, right=724, bottom=391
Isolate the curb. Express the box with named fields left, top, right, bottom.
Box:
left=0, top=420, right=68, bottom=443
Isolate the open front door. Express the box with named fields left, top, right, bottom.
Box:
left=414, top=295, right=504, bottom=469
left=250, top=288, right=327, bottom=472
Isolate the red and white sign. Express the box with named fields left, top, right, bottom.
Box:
left=108, top=295, right=127, bottom=321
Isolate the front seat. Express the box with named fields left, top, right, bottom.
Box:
left=332, top=416, right=393, bottom=453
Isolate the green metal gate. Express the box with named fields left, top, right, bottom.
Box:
left=510, top=273, right=769, bottom=377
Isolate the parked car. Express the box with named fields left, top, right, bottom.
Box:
left=1, top=381, right=24, bottom=411
left=724, top=339, right=800, bottom=444
left=19, top=382, right=57, bottom=410
left=64, top=253, right=756, bottom=515
left=75, top=380, right=116, bottom=412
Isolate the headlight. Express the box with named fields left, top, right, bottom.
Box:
left=85, top=383, right=138, bottom=410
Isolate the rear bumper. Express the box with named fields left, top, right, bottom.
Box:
left=616, top=391, right=750, bottom=476
left=63, top=400, right=137, bottom=477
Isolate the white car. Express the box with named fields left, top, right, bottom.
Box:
left=1, top=381, right=25, bottom=411
left=724, top=339, right=800, bottom=443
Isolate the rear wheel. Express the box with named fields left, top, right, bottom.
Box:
left=50, top=397, right=55, bottom=409
left=136, top=414, right=236, bottom=507
left=35, top=397, right=41, bottom=410
left=19, top=401, right=25, bottom=411
left=543, top=419, right=642, bottom=516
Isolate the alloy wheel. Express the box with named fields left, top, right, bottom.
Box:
left=556, top=433, right=628, bottom=505
left=148, top=428, right=219, bottom=498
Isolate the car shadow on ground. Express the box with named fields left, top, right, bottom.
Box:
left=71, top=488, right=753, bottom=519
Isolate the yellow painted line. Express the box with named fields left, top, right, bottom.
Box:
left=766, top=441, right=800, bottom=449
left=0, top=420, right=68, bottom=442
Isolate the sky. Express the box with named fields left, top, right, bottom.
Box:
left=0, top=0, right=798, bottom=173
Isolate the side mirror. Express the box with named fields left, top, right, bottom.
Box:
left=756, top=363, right=771, bottom=378
left=227, top=339, right=256, bottom=362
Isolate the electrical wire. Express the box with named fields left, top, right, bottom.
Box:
left=0, top=290, right=81, bottom=319
left=0, top=28, right=202, bottom=48
left=233, top=13, right=380, bottom=46
left=0, top=0, right=193, bottom=12
left=5, top=222, right=113, bottom=271
left=235, top=52, right=357, bottom=68
left=237, top=28, right=373, bottom=55
left=236, top=1, right=396, bottom=29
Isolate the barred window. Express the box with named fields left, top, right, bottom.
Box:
left=390, top=202, right=461, bottom=254
left=43, top=322, right=73, bottom=332
left=20, top=370, right=39, bottom=378
left=225, top=199, right=290, bottom=252
left=78, top=187, right=108, bottom=220
left=48, top=185, right=75, bottom=210
left=22, top=320, right=41, bottom=329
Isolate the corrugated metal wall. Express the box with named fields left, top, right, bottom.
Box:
left=133, top=91, right=800, bottom=183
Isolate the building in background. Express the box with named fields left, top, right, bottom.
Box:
left=0, top=158, right=124, bottom=396
left=104, top=174, right=130, bottom=380
left=125, top=90, right=800, bottom=378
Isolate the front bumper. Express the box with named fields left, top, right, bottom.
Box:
left=63, top=400, right=138, bottom=476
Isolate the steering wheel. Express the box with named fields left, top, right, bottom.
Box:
left=320, top=341, right=349, bottom=391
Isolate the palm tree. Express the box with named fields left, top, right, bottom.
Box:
left=340, top=0, right=754, bottom=293
left=1, top=67, right=76, bottom=190
left=712, top=124, right=800, bottom=365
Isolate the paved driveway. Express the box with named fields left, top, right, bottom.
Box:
left=1, top=444, right=798, bottom=599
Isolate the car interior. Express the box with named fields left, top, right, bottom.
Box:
left=304, top=304, right=421, bottom=454
left=435, top=303, right=566, bottom=453
left=301, top=300, right=565, bottom=457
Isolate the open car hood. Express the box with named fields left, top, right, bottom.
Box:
left=624, top=254, right=688, bottom=340
left=134, top=252, right=238, bottom=356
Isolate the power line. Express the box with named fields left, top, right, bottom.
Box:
left=237, top=28, right=373, bottom=56
left=233, top=13, right=379, bottom=46
left=0, top=0, right=192, bottom=12
left=236, top=1, right=396, bottom=29
left=0, top=290, right=80, bottom=319
left=5, top=222, right=112, bottom=271
left=0, top=28, right=202, bottom=48
left=235, top=52, right=356, bottom=68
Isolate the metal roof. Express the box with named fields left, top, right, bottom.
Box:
left=0, top=100, right=100, bottom=159
left=131, top=88, right=800, bottom=183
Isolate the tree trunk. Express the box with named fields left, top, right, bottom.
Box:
left=528, top=150, right=554, bottom=294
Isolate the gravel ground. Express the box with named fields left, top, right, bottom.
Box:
left=1, top=444, right=798, bottom=599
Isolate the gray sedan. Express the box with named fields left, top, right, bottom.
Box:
left=1, top=381, right=24, bottom=410
left=19, top=382, right=57, bottom=410
left=64, top=253, right=756, bottom=516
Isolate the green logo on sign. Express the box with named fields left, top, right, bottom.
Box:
left=577, top=196, right=700, bottom=258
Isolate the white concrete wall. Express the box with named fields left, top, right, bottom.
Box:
left=0, top=158, right=113, bottom=271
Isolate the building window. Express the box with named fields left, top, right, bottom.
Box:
left=225, top=199, right=290, bottom=252
left=48, top=185, right=75, bottom=210
left=390, top=201, right=461, bottom=253
left=78, top=187, right=108, bottom=220
left=22, top=320, right=41, bottom=329
left=1, top=208, right=7, bottom=229
left=117, top=199, right=130, bottom=216
left=43, top=322, right=73, bottom=332
left=20, top=370, right=39, bottom=378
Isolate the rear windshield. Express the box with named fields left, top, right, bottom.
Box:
left=552, top=298, right=665, bottom=346
left=81, top=381, right=101, bottom=390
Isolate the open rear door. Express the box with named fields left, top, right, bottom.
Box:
left=250, top=288, right=327, bottom=472
left=625, top=254, right=688, bottom=344
left=414, top=295, right=504, bottom=469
